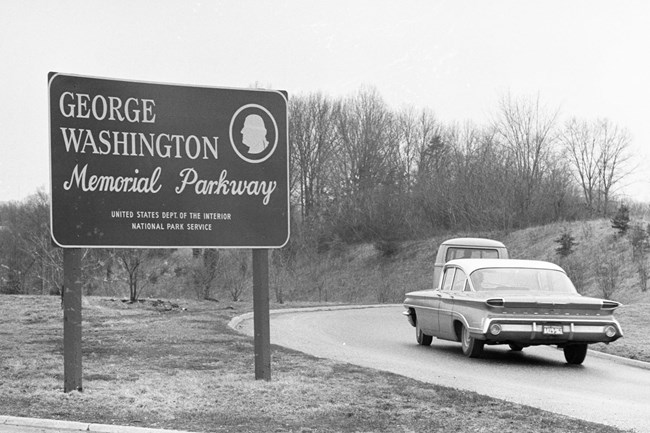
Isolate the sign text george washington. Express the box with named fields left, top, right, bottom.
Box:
left=49, top=73, right=289, bottom=248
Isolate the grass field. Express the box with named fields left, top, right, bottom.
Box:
left=0, top=295, right=638, bottom=433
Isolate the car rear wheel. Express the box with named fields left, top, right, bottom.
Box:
left=461, top=324, right=484, bottom=358
left=416, top=321, right=432, bottom=346
left=508, top=343, right=524, bottom=352
left=563, top=344, right=588, bottom=365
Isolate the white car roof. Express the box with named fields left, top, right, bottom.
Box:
left=441, top=238, right=506, bottom=248
left=445, top=258, right=565, bottom=274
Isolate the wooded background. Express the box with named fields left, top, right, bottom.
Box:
left=0, top=88, right=639, bottom=301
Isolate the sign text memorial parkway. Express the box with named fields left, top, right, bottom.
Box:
left=49, top=73, right=289, bottom=248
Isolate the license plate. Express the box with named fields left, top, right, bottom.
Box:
left=543, top=325, right=564, bottom=335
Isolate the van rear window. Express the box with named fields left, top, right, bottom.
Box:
left=446, top=248, right=499, bottom=261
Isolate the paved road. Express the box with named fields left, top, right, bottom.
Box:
left=235, top=305, right=650, bottom=433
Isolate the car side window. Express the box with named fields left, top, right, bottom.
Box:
left=441, top=268, right=455, bottom=292
left=451, top=269, right=468, bottom=292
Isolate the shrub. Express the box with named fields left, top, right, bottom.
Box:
left=629, top=223, right=650, bottom=292
left=594, top=254, right=621, bottom=299
left=629, top=223, right=650, bottom=258
left=611, top=204, right=630, bottom=235
left=554, top=231, right=577, bottom=258
left=374, top=239, right=400, bottom=257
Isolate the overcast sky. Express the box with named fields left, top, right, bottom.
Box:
left=1, top=0, right=649, bottom=202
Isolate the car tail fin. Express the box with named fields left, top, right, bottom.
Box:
left=601, top=300, right=621, bottom=310
left=486, top=298, right=505, bottom=307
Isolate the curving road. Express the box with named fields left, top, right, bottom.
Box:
left=235, top=305, right=650, bottom=432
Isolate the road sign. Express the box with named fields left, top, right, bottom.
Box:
left=49, top=73, right=289, bottom=248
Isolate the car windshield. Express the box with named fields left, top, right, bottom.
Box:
left=470, top=268, right=577, bottom=294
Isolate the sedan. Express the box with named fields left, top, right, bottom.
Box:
left=403, top=259, right=623, bottom=364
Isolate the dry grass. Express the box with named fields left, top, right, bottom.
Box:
left=503, top=219, right=650, bottom=304
left=0, top=295, right=632, bottom=433
left=1, top=218, right=646, bottom=432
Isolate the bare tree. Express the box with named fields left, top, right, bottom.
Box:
left=561, top=118, right=632, bottom=215
left=493, top=93, right=560, bottom=226
left=191, top=249, right=220, bottom=300
left=222, top=250, right=249, bottom=302
left=538, top=154, right=576, bottom=221
left=0, top=196, right=42, bottom=294
left=561, top=118, right=602, bottom=214
left=439, top=122, right=518, bottom=230
left=595, top=252, right=622, bottom=299
left=397, top=107, right=441, bottom=192
left=116, top=249, right=144, bottom=302
left=333, top=86, right=400, bottom=195
left=289, top=93, right=337, bottom=219
left=413, top=124, right=453, bottom=231
left=329, top=87, right=404, bottom=240
left=629, top=223, right=650, bottom=292
left=598, top=119, right=632, bottom=215
left=115, top=249, right=168, bottom=302
left=0, top=190, right=69, bottom=295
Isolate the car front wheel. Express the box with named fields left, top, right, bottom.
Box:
left=416, top=321, right=432, bottom=346
left=461, top=324, right=484, bottom=358
left=563, top=344, right=588, bottom=365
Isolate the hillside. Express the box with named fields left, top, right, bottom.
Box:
left=504, top=219, right=650, bottom=304
left=282, top=218, right=650, bottom=306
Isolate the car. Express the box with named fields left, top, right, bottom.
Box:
left=432, top=238, right=509, bottom=289
left=403, top=258, right=623, bottom=365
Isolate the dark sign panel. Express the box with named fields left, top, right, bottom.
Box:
left=49, top=73, right=289, bottom=248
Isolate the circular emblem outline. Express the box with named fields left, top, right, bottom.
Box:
left=229, top=103, right=278, bottom=164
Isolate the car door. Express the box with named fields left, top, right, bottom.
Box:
left=438, top=267, right=468, bottom=340
left=422, top=267, right=455, bottom=336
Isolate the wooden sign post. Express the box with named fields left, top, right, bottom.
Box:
left=253, top=249, right=271, bottom=380
left=63, top=248, right=82, bottom=392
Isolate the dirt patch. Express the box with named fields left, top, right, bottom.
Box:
left=99, top=297, right=188, bottom=312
